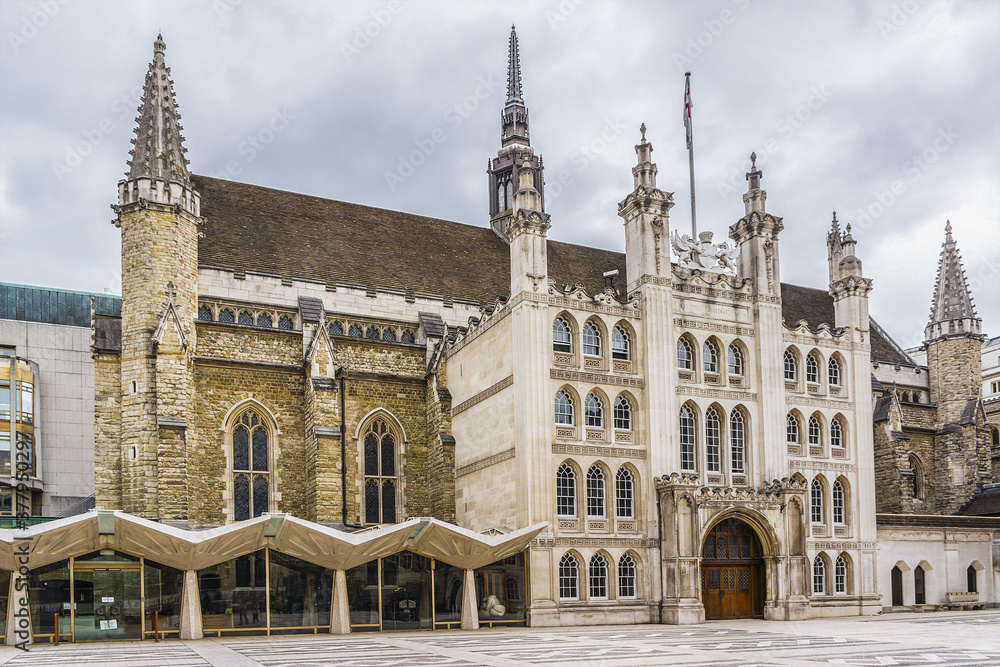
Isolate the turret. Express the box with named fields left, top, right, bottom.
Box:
left=617, top=124, right=674, bottom=292
left=729, top=153, right=783, bottom=296
left=487, top=26, right=544, bottom=239
left=827, top=212, right=871, bottom=330
left=924, top=221, right=982, bottom=343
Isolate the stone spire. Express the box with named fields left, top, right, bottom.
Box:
left=632, top=123, right=657, bottom=189
left=501, top=25, right=529, bottom=148
left=116, top=34, right=199, bottom=220
left=925, top=221, right=981, bottom=341
left=743, top=152, right=766, bottom=215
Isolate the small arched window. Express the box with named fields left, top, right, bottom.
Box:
left=329, top=321, right=343, bottom=336
left=831, top=419, right=844, bottom=449
left=589, top=554, right=609, bottom=600
left=705, top=407, right=721, bottom=473
left=730, top=410, right=746, bottom=474
left=615, top=467, right=634, bottom=519
left=784, top=350, right=797, bottom=381
left=363, top=419, right=398, bottom=524
left=811, top=479, right=824, bottom=524
left=238, top=310, right=254, bottom=326
left=231, top=407, right=271, bottom=521
left=382, top=328, right=396, bottom=342
left=808, top=416, right=821, bottom=446
left=832, top=480, right=845, bottom=524
left=401, top=329, right=415, bottom=344
left=679, top=406, right=696, bottom=471
left=835, top=556, right=848, bottom=594
left=198, top=305, right=213, bottom=321
left=366, top=326, right=380, bottom=340
left=612, top=326, right=630, bottom=360
left=218, top=308, right=235, bottom=324
left=613, top=396, right=632, bottom=430
left=349, top=323, right=363, bottom=337
left=582, top=321, right=602, bottom=357
left=278, top=315, right=294, bottom=330
left=828, top=357, right=841, bottom=386
left=728, top=343, right=744, bottom=376
left=968, top=565, right=978, bottom=593
left=909, top=453, right=924, bottom=500
left=677, top=338, right=693, bottom=370
left=619, top=553, right=637, bottom=599
left=787, top=414, right=800, bottom=443
left=586, top=466, right=606, bottom=518
left=806, top=353, right=819, bottom=383
left=703, top=340, right=719, bottom=373
left=556, top=464, right=576, bottom=517
left=813, top=556, right=826, bottom=595
left=584, top=394, right=604, bottom=428
left=559, top=554, right=579, bottom=600
left=555, top=391, right=574, bottom=425
left=256, top=312, right=272, bottom=328
left=553, top=318, right=572, bottom=353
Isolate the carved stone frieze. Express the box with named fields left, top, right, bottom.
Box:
left=673, top=318, right=755, bottom=337
left=676, top=386, right=757, bottom=401
left=786, top=395, right=853, bottom=410
left=452, top=375, right=513, bottom=416
left=551, top=369, right=644, bottom=389
left=455, top=447, right=515, bottom=478
left=553, top=443, right=646, bottom=459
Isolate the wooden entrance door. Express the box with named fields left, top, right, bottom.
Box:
left=701, top=518, right=765, bottom=619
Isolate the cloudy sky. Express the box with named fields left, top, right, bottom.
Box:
left=1, top=0, right=997, bottom=349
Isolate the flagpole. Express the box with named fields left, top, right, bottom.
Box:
left=685, top=71, right=697, bottom=238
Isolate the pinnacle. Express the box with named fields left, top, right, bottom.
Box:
left=507, top=25, right=523, bottom=103
left=927, top=220, right=979, bottom=333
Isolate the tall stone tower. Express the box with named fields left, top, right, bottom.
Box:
left=487, top=26, right=544, bottom=238
left=923, top=221, right=989, bottom=513
left=108, top=35, right=200, bottom=523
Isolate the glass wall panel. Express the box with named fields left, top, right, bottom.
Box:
left=0, top=569, right=9, bottom=643
left=28, top=559, right=70, bottom=639
left=381, top=551, right=431, bottom=631
left=198, top=550, right=267, bottom=635
left=346, top=560, right=380, bottom=630
left=144, top=559, right=184, bottom=637
left=475, top=552, right=527, bottom=625
left=268, top=551, right=332, bottom=633
left=433, top=560, right=463, bottom=628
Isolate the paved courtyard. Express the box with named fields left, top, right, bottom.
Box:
left=0, top=610, right=998, bottom=666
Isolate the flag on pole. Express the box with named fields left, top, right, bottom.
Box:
left=683, top=72, right=693, bottom=150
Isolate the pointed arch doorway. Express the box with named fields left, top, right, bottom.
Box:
left=700, top=517, right=765, bottom=619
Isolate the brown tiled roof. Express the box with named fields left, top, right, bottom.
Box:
left=192, top=175, right=908, bottom=363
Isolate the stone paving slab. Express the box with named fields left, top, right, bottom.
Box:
left=0, top=610, right=996, bottom=666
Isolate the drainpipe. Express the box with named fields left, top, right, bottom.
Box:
left=339, top=372, right=365, bottom=530
left=656, top=495, right=663, bottom=624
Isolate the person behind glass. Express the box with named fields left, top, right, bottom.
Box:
left=238, top=596, right=248, bottom=626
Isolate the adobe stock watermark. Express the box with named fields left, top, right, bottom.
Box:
left=384, top=75, right=500, bottom=192
left=546, top=0, right=585, bottom=30
left=211, top=107, right=296, bottom=180
left=546, top=117, right=627, bottom=201
left=341, top=1, right=403, bottom=63
left=716, top=84, right=832, bottom=202
left=673, top=0, right=751, bottom=73
left=212, top=0, right=243, bottom=21
left=852, top=127, right=958, bottom=232
left=878, top=0, right=928, bottom=40
left=51, top=85, right=145, bottom=182
left=7, top=0, right=68, bottom=53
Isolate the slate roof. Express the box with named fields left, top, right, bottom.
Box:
left=958, top=485, right=1000, bottom=517
left=192, top=175, right=909, bottom=364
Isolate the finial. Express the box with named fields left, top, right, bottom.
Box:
left=845, top=223, right=852, bottom=235
left=640, top=123, right=646, bottom=142
left=945, top=219, right=952, bottom=237
left=832, top=211, right=837, bottom=223
left=154, top=33, right=165, bottom=55
left=750, top=152, right=757, bottom=169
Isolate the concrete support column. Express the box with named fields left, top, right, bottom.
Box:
left=6, top=570, right=31, bottom=647
left=461, top=568, right=479, bottom=630
left=330, top=569, right=350, bottom=634
left=179, top=569, right=203, bottom=640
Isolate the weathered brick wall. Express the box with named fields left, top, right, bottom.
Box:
left=197, top=325, right=302, bottom=366
left=426, top=363, right=456, bottom=522
left=926, top=337, right=982, bottom=423
left=94, top=352, right=122, bottom=509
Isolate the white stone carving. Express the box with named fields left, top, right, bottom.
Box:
left=670, top=231, right=739, bottom=274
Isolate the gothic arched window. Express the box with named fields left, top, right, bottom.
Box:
left=556, top=464, right=576, bottom=517
left=728, top=343, right=744, bottom=376
left=831, top=419, right=844, bottom=450
left=615, top=467, right=634, bottom=519
left=218, top=308, right=235, bottom=324
left=612, top=326, right=630, bottom=360
left=828, top=357, right=841, bottom=386
left=382, top=328, right=396, bottom=342
left=589, top=554, right=609, bottom=600
left=256, top=312, right=272, bottom=328
left=613, top=396, right=632, bottom=430
left=555, top=391, right=574, bottom=426
left=619, top=554, right=637, bottom=599
left=198, top=305, right=213, bottom=321
left=559, top=553, right=579, bottom=600
left=584, top=394, right=604, bottom=428
left=679, top=406, right=696, bottom=471
left=278, top=315, right=293, bottom=330
left=366, top=326, right=380, bottom=340
left=813, top=556, right=826, bottom=595
left=349, top=323, right=363, bottom=338
left=582, top=321, right=602, bottom=357
left=553, top=318, right=572, bottom=353
left=730, top=410, right=746, bottom=474
left=586, top=466, right=606, bottom=518
left=677, top=338, right=693, bottom=370
left=703, top=340, right=719, bottom=373
left=401, top=329, right=415, bottom=344
left=363, top=418, right=398, bottom=524
left=238, top=310, right=254, bottom=326
left=811, top=479, right=824, bottom=524
left=705, top=407, right=721, bottom=473
left=787, top=414, right=800, bottom=443
left=784, top=350, right=797, bottom=381
left=808, top=416, right=821, bottom=446
left=806, top=353, right=819, bottom=383
left=329, top=321, right=343, bottom=336
left=231, top=407, right=271, bottom=521
left=835, top=556, right=848, bottom=594
left=833, top=480, right=846, bottom=524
